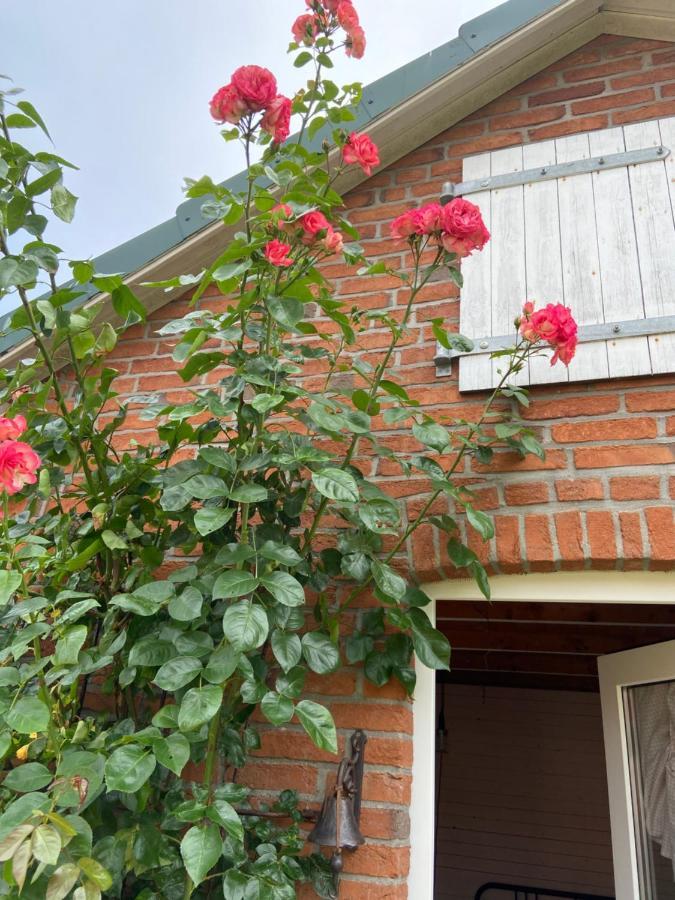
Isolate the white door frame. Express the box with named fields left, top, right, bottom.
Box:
left=408, top=570, right=675, bottom=900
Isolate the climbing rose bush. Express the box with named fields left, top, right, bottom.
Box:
left=0, top=2, right=576, bottom=898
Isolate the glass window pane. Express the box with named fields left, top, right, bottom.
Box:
left=623, top=681, right=675, bottom=899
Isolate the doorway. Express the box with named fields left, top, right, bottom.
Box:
left=426, top=583, right=675, bottom=900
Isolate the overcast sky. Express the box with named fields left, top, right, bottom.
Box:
left=3, top=0, right=500, bottom=264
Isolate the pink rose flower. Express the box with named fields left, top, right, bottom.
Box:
left=337, top=1, right=359, bottom=31
left=322, top=227, right=344, bottom=254
left=261, top=95, right=292, bottom=143
left=292, top=13, right=320, bottom=45
left=345, top=25, right=366, bottom=59
left=300, top=210, right=330, bottom=236
left=231, top=65, right=278, bottom=112
left=390, top=209, right=421, bottom=239
left=0, top=440, right=40, bottom=496
left=519, top=301, right=578, bottom=366
left=441, top=197, right=490, bottom=258
left=0, top=415, right=27, bottom=442
left=209, top=84, right=247, bottom=125
left=264, top=239, right=293, bottom=268
left=416, top=203, right=444, bottom=235
left=342, top=132, right=379, bottom=177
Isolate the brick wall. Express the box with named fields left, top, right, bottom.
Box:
left=93, top=33, right=675, bottom=896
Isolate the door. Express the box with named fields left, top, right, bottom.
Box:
left=599, top=640, right=675, bottom=900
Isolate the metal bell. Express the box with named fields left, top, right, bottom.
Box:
left=307, top=791, right=365, bottom=850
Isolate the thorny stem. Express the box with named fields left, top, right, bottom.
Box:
left=339, top=342, right=533, bottom=612
left=302, top=248, right=440, bottom=552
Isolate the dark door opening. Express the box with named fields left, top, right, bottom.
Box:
left=432, top=600, right=675, bottom=900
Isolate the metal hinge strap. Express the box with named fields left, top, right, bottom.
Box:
left=440, top=146, right=671, bottom=201
left=434, top=314, right=675, bottom=366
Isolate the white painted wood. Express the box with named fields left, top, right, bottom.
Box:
left=624, top=119, right=675, bottom=374
left=489, top=146, right=528, bottom=389
left=598, top=640, right=675, bottom=900
left=458, top=152, right=493, bottom=392
left=457, top=116, right=675, bottom=392
left=522, top=140, right=567, bottom=385
left=555, top=133, right=610, bottom=383
left=654, top=116, right=675, bottom=373
left=409, top=599, right=436, bottom=900
left=589, top=127, right=652, bottom=378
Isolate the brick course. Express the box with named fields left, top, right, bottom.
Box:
left=74, top=33, right=675, bottom=897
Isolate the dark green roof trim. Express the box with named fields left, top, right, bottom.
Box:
left=1, top=0, right=563, bottom=357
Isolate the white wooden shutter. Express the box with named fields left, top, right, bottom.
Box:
left=440, top=116, right=675, bottom=392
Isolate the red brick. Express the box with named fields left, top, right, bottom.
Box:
left=241, top=762, right=318, bottom=794
left=571, top=87, right=655, bottom=114
left=555, top=511, right=585, bottom=570
left=552, top=417, right=657, bottom=443
left=364, top=772, right=411, bottom=805
left=343, top=844, right=409, bottom=878
left=619, top=511, right=644, bottom=567
left=528, top=81, right=605, bottom=107
left=645, top=507, right=675, bottom=566
left=610, top=477, right=661, bottom=501
left=359, top=806, right=409, bottom=841
left=504, top=482, right=549, bottom=505
left=605, top=38, right=672, bottom=58
left=664, top=84, right=675, bottom=98
left=529, top=114, right=609, bottom=140
left=431, top=132, right=522, bottom=165
left=613, top=100, right=675, bottom=124
left=586, top=510, right=617, bottom=570
left=330, top=702, right=412, bottom=733
left=555, top=479, right=604, bottom=502
left=653, top=48, right=675, bottom=65
left=304, top=670, right=358, bottom=696
left=473, top=450, right=566, bottom=474
left=626, top=390, right=675, bottom=412
left=338, top=881, right=407, bottom=900
left=495, top=515, right=522, bottom=573
left=574, top=445, right=674, bottom=469
left=524, top=514, right=555, bottom=572
left=610, top=65, right=675, bottom=90
left=522, top=395, right=620, bottom=420
left=490, top=105, right=566, bottom=131
left=563, top=57, right=643, bottom=83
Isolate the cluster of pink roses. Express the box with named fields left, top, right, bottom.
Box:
left=0, top=415, right=40, bottom=497
left=390, top=197, right=491, bottom=259
left=210, top=66, right=292, bottom=143
left=263, top=204, right=345, bottom=268
left=519, top=301, right=578, bottom=366
left=292, top=0, right=365, bottom=59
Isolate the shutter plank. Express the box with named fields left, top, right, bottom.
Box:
left=489, top=146, right=528, bottom=388
left=588, top=127, right=652, bottom=378
left=655, top=116, right=675, bottom=372
left=623, top=118, right=675, bottom=374
left=555, top=134, right=609, bottom=382
left=522, top=140, right=567, bottom=385
left=458, top=153, right=493, bottom=392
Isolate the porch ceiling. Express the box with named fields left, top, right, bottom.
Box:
left=436, top=600, right=675, bottom=691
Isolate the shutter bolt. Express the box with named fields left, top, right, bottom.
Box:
left=540, top=168, right=547, bottom=175
left=613, top=324, right=621, bottom=334
left=657, top=146, right=664, bottom=155
left=479, top=340, right=489, bottom=349
left=598, top=157, right=606, bottom=165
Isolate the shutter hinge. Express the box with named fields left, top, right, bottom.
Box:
left=435, top=314, right=675, bottom=369
left=441, top=145, right=671, bottom=201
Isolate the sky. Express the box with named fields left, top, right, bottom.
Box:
left=2, top=0, right=501, bottom=265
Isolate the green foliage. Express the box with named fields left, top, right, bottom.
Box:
left=0, top=26, right=545, bottom=898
